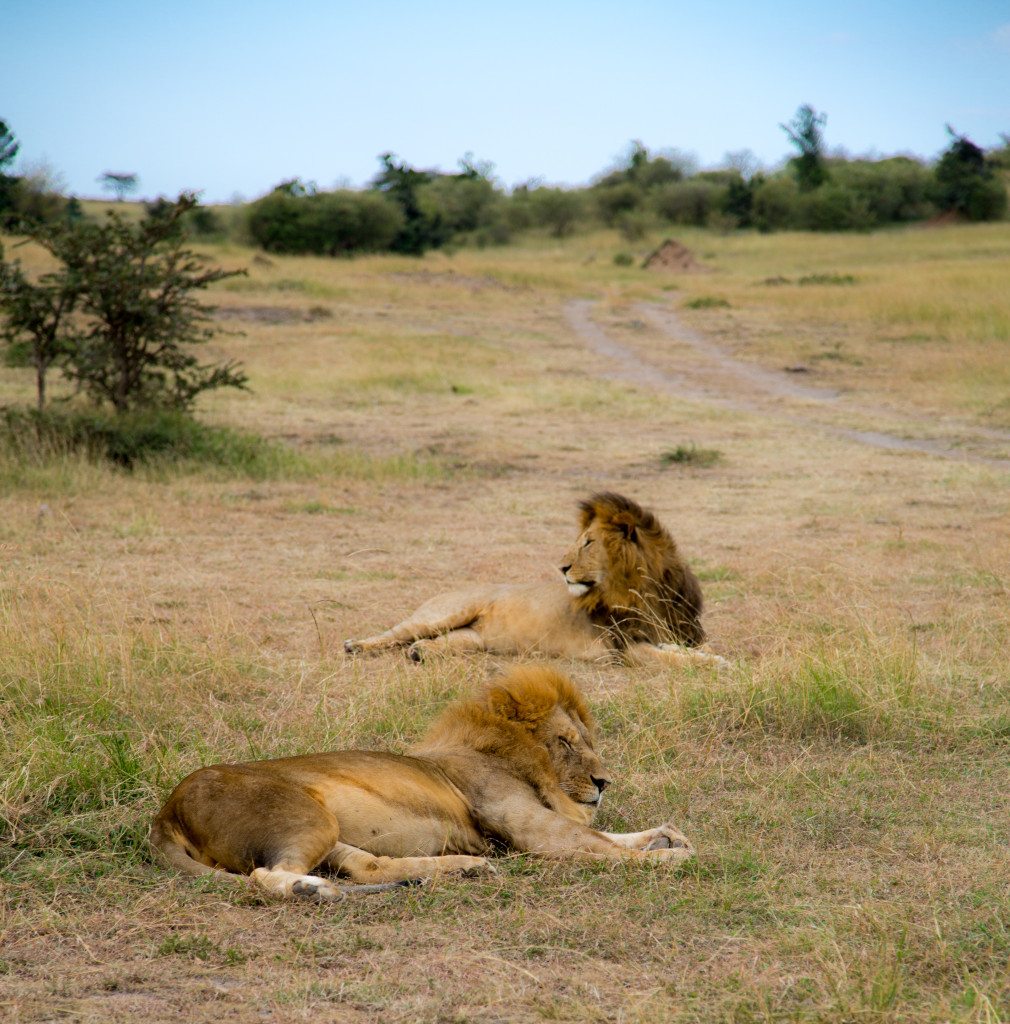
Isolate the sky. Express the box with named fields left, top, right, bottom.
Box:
left=3, top=0, right=1009, bottom=203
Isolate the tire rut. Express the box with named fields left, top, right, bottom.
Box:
left=564, top=299, right=1010, bottom=470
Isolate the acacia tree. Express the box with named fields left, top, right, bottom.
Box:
left=781, top=104, right=828, bottom=192
left=99, top=171, right=139, bottom=202
left=0, top=194, right=248, bottom=414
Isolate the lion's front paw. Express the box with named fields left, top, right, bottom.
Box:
left=406, top=641, right=426, bottom=663
left=291, top=875, right=346, bottom=901
left=642, top=824, right=694, bottom=862
left=459, top=857, right=495, bottom=877
left=658, top=643, right=728, bottom=669
left=343, top=639, right=362, bottom=655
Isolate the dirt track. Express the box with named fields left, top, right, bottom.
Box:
left=565, top=299, right=1010, bottom=469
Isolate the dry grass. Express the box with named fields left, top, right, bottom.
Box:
left=2, top=222, right=1009, bottom=1023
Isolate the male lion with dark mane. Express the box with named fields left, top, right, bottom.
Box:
left=345, top=492, right=725, bottom=667
left=150, top=666, right=693, bottom=899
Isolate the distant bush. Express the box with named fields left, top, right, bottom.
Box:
left=525, top=187, right=584, bottom=237
left=932, top=128, right=1007, bottom=221
left=613, top=251, right=635, bottom=266
left=652, top=180, right=725, bottom=226
left=417, top=174, right=500, bottom=234
left=683, top=296, right=730, bottom=310
left=795, top=183, right=873, bottom=231
left=828, top=157, right=934, bottom=224
left=247, top=187, right=405, bottom=256
left=594, top=182, right=641, bottom=226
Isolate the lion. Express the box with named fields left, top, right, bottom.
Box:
left=344, top=491, right=725, bottom=668
left=150, top=665, right=694, bottom=899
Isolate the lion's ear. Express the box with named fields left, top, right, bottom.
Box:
left=487, top=681, right=551, bottom=728
left=611, top=510, right=638, bottom=542
left=487, top=686, right=522, bottom=722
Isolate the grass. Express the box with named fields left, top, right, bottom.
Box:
left=660, top=443, right=723, bottom=468
left=2, top=222, right=1010, bottom=1022
left=683, top=295, right=731, bottom=309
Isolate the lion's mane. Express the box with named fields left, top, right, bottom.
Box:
left=575, top=491, right=705, bottom=647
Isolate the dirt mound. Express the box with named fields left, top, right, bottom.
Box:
left=642, top=239, right=708, bottom=273
left=920, top=210, right=967, bottom=228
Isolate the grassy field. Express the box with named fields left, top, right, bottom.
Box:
left=2, top=221, right=1009, bottom=1023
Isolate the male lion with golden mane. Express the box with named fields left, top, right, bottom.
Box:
left=150, top=666, right=693, bottom=899
left=345, top=492, right=725, bottom=667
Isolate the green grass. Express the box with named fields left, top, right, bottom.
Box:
left=660, top=443, right=723, bottom=468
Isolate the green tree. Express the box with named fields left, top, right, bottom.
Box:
left=527, top=187, right=583, bottom=237
left=370, top=153, right=446, bottom=254
left=0, top=246, right=78, bottom=411
left=0, top=120, right=17, bottom=171
left=0, top=120, right=20, bottom=222
left=0, top=194, right=248, bottom=414
left=99, top=171, right=139, bottom=202
left=781, top=105, right=829, bottom=192
left=932, top=127, right=1008, bottom=221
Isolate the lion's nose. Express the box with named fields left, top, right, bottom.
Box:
left=559, top=564, right=571, bottom=576
left=592, top=776, right=609, bottom=794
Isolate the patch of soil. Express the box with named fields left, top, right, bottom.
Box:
left=388, top=269, right=526, bottom=292
left=214, top=304, right=332, bottom=324
left=642, top=238, right=709, bottom=273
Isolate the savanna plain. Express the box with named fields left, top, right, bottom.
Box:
left=2, top=223, right=1010, bottom=1023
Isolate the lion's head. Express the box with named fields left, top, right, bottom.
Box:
left=417, top=665, right=611, bottom=823
left=559, top=491, right=705, bottom=647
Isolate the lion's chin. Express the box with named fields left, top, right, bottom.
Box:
left=567, top=582, right=592, bottom=597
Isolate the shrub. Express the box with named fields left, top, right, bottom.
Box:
left=526, top=187, right=584, bottom=237
left=660, top=444, right=722, bottom=467
left=1, top=195, right=247, bottom=413
left=613, top=252, right=635, bottom=266
left=932, top=129, right=1007, bottom=221
left=652, top=180, right=724, bottom=226
left=247, top=188, right=404, bottom=255
left=594, top=182, right=641, bottom=226
left=417, top=174, right=501, bottom=235
left=795, top=183, right=873, bottom=231
left=829, top=157, right=934, bottom=224
left=752, top=176, right=801, bottom=232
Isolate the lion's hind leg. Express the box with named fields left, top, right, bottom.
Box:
left=407, top=628, right=485, bottom=662
left=627, top=641, right=728, bottom=669
left=344, top=589, right=492, bottom=656
left=325, top=841, right=492, bottom=883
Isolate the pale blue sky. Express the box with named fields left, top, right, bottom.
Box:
left=3, top=0, right=1009, bottom=202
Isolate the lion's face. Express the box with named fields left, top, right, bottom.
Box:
left=559, top=522, right=618, bottom=600
left=536, top=704, right=612, bottom=813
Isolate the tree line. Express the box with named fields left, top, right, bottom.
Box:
left=234, top=110, right=1010, bottom=255
left=1, top=109, right=1008, bottom=261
